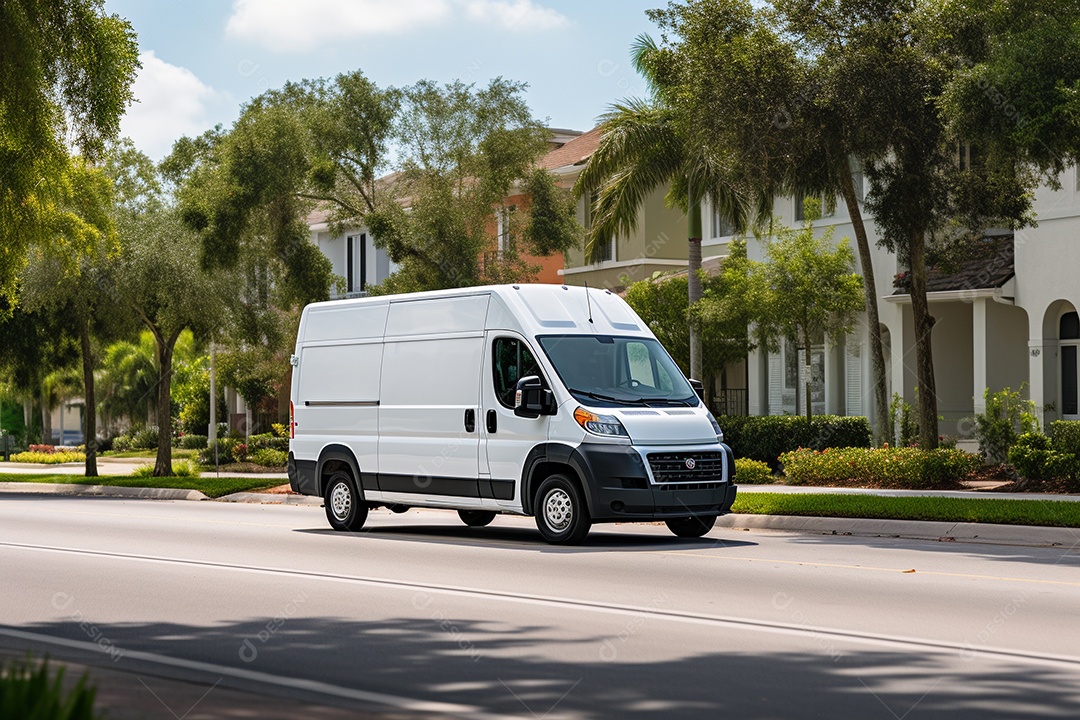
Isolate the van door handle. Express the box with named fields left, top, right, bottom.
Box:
left=464, top=408, right=475, bottom=433
left=486, top=409, right=497, bottom=434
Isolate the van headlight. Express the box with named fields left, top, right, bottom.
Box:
left=573, top=407, right=629, bottom=437
left=707, top=411, right=724, bottom=442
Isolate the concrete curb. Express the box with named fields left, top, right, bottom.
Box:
left=718, top=513, right=1080, bottom=549
left=0, top=482, right=208, bottom=501
left=216, top=492, right=322, bottom=505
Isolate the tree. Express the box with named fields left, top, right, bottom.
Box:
left=647, top=0, right=1043, bottom=448
left=625, top=240, right=762, bottom=409
left=574, top=34, right=756, bottom=383
left=0, top=0, right=138, bottom=299
left=756, top=208, right=865, bottom=421
left=108, top=147, right=233, bottom=476
left=644, top=0, right=893, bottom=444
left=20, top=160, right=128, bottom=475
left=370, top=78, right=580, bottom=293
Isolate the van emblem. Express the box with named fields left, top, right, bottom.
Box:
left=684, top=458, right=696, bottom=470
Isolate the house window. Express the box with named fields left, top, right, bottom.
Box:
left=497, top=206, right=516, bottom=253
left=794, top=190, right=835, bottom=222
left=851, top=161, right=865, bottom=203
left=1062, top=311, right=1080, bottom=417
left=711, top=204, right=735, bottom=238
left=346, top=234, right=367, bottom=293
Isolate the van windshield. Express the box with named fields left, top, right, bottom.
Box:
left=538, top=335, right=697, bottom=407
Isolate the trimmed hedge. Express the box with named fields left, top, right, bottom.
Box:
left=1008, top=433, right=1075, bottom=483
left=718, top=415, right=871, bottom=467
left=249, top=448, right=287, bottom=467
left=1051, top=420, right=1080, bottom=456
left=780, top=447, right=981, bottom=489
left=10, top=451, right=86, bottom=464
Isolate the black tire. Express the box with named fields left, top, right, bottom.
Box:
left=534, top=474, right=591, bottom=545
left=324, top=469, right=368, bottom=532
left=665, top=515, right=717, bottom=538
left=458, top=509, right=497, bottom=527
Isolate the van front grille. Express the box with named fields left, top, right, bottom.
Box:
left=647, top=451, right=726, bottom=483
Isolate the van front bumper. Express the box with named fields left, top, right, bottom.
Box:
left=570, top=442, right=737, bottom=522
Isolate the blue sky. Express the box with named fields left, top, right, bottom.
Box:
left=105, top=0, right=662, bottom=160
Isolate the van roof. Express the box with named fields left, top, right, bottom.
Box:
left=300, top=284, right=650, bottom=339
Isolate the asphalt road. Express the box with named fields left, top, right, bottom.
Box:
left=2, top=495, right=1079, bottom=719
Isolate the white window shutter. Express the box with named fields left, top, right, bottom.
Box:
left=846, top=341, right=863, bottom=417
left=768, top=353, right=783, bottom=415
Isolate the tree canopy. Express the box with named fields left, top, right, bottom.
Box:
left=0, top=0, right=138, bottom=299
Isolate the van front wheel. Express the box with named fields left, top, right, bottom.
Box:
left=665, top=515, right=716, bottom=538
left=458, top=509, right=496, bottom=527
left=324, top=470, right=368, bottom=532
left=534, top=474, right=591, bottom=545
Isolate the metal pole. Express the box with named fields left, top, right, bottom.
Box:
left=208, top=343, right=217, bottom=447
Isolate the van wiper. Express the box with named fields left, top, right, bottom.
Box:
left=641, top=397, right=695, bottom=407
left=567, top=388, right=649, bottom=405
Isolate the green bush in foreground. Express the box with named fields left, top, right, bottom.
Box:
left=1008, top=433, right=1076, bottom=485
left=10, top=451, right=86, bottom=464
left=734, top=458, right=774, bottom=484
left=179, top=434, right=208, bottom=450
left=719, top=415, right=871, bottom=466
left=0, top=658, right=101, bottom=720
left=780, top=447, right=980, bottom=489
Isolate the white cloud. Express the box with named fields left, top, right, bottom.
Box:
left=463, top=0, right=568, bottom=31
left=225, top=0, right=453, bottom=50
left=121, top=51, right=222, bottom=160
left=225, top=0, right=568, bottom=51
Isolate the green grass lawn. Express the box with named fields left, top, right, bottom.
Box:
left=0, top=474, right=283, bottom=499
left=732, top=492, right=1080, bottom=528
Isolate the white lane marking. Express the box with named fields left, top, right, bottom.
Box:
left=4, top=540, right=1080, bottom=671
left=0, top=627, right=517, bottom=720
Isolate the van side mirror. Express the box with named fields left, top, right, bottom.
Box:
left=689, top=378, right=705, bottom=403
left=514, top=375, right=556, bottom=418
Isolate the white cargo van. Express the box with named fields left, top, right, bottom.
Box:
left=288, top=284, right=737, bottom=544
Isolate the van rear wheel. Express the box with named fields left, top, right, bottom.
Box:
left=665, top=515, right=716, bottom=538
left=458, top=509, right=496, bottom=527
left=324, top=470, right=368, bottom=532
left=534, top=474, right=591, bottom=545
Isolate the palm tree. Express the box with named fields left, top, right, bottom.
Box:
left=574, top=35, right=757, bottom=382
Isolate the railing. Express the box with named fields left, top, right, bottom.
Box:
left=713, top=388, right=748, bottom=417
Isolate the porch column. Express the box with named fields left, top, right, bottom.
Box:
left=973, top=298, right=988, bottom=415
left=747, top=346, right=767, bottom=416
left=824, top=337, right=842, bottom=415
left=1029, top=338, right=1058, bottom=429
left=890, top=316, right=907, bottom=408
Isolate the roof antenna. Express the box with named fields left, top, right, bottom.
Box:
left=584, top=281, right=594, bottom=324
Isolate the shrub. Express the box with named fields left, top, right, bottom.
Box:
left=29, top=444, right=57, bottom=454
left=248, top=433, right=289, bottom=452
left=231, top=442, right=248, bottom=464
left=734, top=458, right=774, bottom=484
left=972, top=386, right=1038, bottom=463
left=249, top=448, right=287, bottom=467
left=1050, top=420, right=1080, bottom=456
left=10, top=451, right=86, bottom=464
left=1008, top=432, right=1076, bottom=483
left=0, top=658, right=101, bottom=720
left=172, top=460, right=200, bottom=478
left=179, top=434, right=208, bottom=450
left=780, top=447, right=980, bottom=489
left=718, top=415, right=871, bottom=467
left=130, top=464, right=154, bottom=477
left=130, top=426, right=160, bottom=450
left=888, top=393, right=919, bottom=447
left=271, top=422, right=289, bottom=438
left=111, top=435, right=132, bottom=453
left=197, top=438, right=237, bottom=466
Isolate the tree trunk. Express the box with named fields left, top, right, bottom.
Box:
left=153, top=334, right=177, bottom=477
left=838, top=172, right=889, bottom=446
left=908, top=233, right=939, bottom=449
left=804, top=332, right=813, bottom=422
left=688, top=192, right=703, bottom=381
left=40, top=387, right=52, bottom=445
left=80, top=321, right=98, bottom=477
left=23, top=400, right=32, bottom=441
